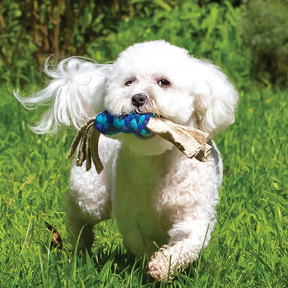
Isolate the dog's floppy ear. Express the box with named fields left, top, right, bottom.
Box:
left=190, top=59, right=238, bottom=137
left=15, top=57, right=110, bottom=134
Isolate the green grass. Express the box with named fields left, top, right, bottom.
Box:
left=1, top=84, right=288, bottom=287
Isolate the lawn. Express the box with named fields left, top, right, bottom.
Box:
left=0, top=84, right=287, bottom=287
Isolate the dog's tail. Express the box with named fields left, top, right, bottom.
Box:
left=14, top=57, right=110, bottom=134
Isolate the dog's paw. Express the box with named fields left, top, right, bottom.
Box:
left=147, top=247, right=176, bottom=281
left=148, top=258, right=170, bottom=281
left=147, top=261, right=162, bottom=281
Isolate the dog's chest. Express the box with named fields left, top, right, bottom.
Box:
left=113, top=147, right=172, bottom=256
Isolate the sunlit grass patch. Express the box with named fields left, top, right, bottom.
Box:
left=1, top=85, right=287, bottom=287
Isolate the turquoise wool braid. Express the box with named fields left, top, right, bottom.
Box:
left=94, top=110, right=156, bottom=138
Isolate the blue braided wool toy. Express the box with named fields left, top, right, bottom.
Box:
left=94, top=110, right=156, bottom=138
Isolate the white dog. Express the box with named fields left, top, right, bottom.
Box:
left=15, top=40, right=238, bottom=281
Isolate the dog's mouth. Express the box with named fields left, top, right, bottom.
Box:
left=127, top=108, right=165, bottom=121
left=129, top=97, right=160, bottom=115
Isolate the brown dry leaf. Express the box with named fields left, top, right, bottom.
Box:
left=44, top=220, right=63, bottom=249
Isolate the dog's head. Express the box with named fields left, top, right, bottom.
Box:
left=15, top=40, right=238, bottom=155
left=105, top=40, right=238, bottom=139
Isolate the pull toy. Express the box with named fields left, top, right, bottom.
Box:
left=67, top=110, right=211, bottom=173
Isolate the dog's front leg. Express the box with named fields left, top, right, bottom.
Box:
left=148, top=219, right=214, bottom=281
left=66, top=188, right=111, bottom=252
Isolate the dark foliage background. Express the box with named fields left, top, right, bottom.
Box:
left=1, top=0, right=287, bottom=87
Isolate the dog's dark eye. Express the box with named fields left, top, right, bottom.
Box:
left=158, top=79, right=171, bottom=88
left=124, top=79, right=135, bottom=87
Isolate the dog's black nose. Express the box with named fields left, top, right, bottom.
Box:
left=131, top=93, right=147, bottom=107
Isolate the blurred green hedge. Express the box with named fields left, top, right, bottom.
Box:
left=0, top=0, right=287, bottom=87
left=240, top=0, right=288, bottom=85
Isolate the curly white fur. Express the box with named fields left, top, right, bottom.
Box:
left=15, top=40, right=238, bottom=281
